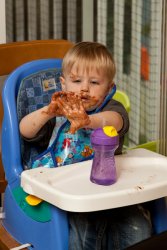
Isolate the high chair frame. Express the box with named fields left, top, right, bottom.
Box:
left=0, top=39, right=73, bottom=191
left=0, top=39, right=73, bottom=249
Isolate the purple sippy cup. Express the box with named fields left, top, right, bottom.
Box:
left=90, top=126, right=119, bottom=185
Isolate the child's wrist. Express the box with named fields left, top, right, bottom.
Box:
left=42, top=106, right=55, bottom=119
left=84, top=115, right=92, bottom=129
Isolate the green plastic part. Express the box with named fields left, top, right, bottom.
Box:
left=12, top=186, right=51, bottom=222
left=131, top=141, right=157, bottom=153
left=113, top=90, right=131, bottom=113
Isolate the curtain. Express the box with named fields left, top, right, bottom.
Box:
left=5, top=0, right=164, bottom=150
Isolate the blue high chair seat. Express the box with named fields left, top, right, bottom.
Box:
left=17, top=64, right=63, bottom=169
left=2, top=59, right=167, bottom=250
left=2, top=59, right=69, bottom=250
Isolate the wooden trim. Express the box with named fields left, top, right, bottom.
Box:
left=0, top=39, right=73, bottom=75
left=0, top=181, right=7, bottom=194
left=0, top=223, right=26, bottom=249
left=0, top=156, right=7, bottom=193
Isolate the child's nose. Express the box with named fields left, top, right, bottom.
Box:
left=81, top=82, right=90, bottom=92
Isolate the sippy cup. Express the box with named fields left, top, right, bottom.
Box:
left=90, top=126, right=119, bottom=185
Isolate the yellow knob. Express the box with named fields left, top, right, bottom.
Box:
left=103, top=126, right=118, bottom=137
left=25, top=194, right=43, bottom=206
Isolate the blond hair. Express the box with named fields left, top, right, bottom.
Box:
left=62, top=41, right=116, bottom=82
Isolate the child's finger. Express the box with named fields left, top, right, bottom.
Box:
left=51, top=91, right=64, bottom=101
left=78, top=97, right=85, bottom=111
left=58, top=98, right=77, bottom=118
left=71, top=95, right=81, bottom=111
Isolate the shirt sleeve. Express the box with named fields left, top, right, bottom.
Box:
left=22, top=118, right=55, bottom=149
left=102, top=99, right=130, bottom=154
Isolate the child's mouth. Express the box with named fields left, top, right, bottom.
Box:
left=80, top=93, right=98, bottom=110
left=81, top=96, right=93, bottom=106
left=81, top=96, right=89, bottom=101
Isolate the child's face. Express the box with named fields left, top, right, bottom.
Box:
left=60, top=65, right=113, bottom=110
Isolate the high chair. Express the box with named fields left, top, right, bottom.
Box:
left=113, top=89, right=131, bottom=113
left=1, top=41, right=167, bottom=250
left=0, top=40, right=73, bottom=249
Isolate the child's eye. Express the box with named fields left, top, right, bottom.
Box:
left=91, top=81, right=99, bottom=85
left=73, top=79, right=81, bottom=83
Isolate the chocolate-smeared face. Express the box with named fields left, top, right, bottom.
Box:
left=60, top=65, right=113, bottom=111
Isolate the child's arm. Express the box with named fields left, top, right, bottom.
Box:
left=19, top=106, right=54, bottom=139
left=86, top=111, right=123, bottom=132
left=19, top=91, right=88, bottom=138
left=19, top=91, right=73, bottom=138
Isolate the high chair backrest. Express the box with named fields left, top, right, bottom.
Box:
left=2, top=59, right=64, bottom=186
left=17, top=59, right=63, bottom=169
left=0, top=40, right=73, bottom=192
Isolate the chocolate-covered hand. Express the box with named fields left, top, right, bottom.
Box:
left=47, top=90, right=100, bottom=133
left=57, top=92, right=91, bottom=134
left=47, top=91, right=67, bottom=116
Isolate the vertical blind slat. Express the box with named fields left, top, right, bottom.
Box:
left=36, top=0, right=41, bottom=40
left=159, top=0, right=167, bottom=156
left=24, top=0, right=28, bottom=40
left=48, top=0, right=54, bottom=39
left=13, top=0, right=16, bottom=41
left=62, top=0, right=67, bottom=39
left=76, top=0, right=82, bottom=42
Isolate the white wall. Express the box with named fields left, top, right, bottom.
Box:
left=0, top=0, right=6, bottom=43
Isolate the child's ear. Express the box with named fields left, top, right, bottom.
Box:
left=108, top=81, right=115, bottom=93
left=60, top=76, right=65, bottom=91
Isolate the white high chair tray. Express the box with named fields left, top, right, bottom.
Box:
left=21, top=148, right=167, bottom=212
